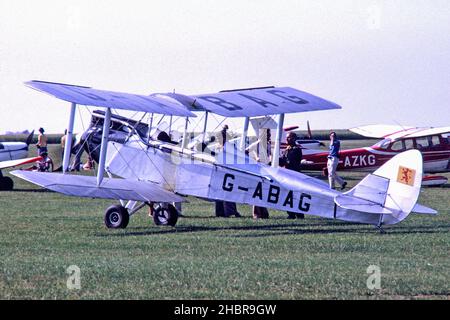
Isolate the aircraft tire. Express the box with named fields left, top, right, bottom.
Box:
left=104, top=205, right=130, bottom=229
left=0, top=177, right=14, bottom=191
left=153, top=204, right=178, bottom=227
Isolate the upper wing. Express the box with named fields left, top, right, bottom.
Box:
left=158, top=86, right=341, bottom=117
left=0, top=156, right=42, bottom=170
left=350, top=125, right=450, bottom=140
left=349, top=125, right=417, bottom=138
left=401, top=127, right=450, bottom=138
left=10, top=170, right=185, bottom=203
left=25, top=80, right=196, bottom=117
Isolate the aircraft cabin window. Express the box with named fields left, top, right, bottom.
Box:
left=431, top=135, right=440, bottom=147
left=0, top=143, right=4, bottom=150
left=390, top=140, right=404, bottom=151
left=442, top=133, right=450, bottom=144
left=404, top=139, right=414, bottom=150
left=375, top=139, right=390, bottom=149
left=415, top=137, right=429, bottom=149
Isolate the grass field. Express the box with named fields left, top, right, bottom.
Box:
left=0, top=141, right=448, bottom=299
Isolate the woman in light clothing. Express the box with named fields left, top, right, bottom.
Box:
left=327, top=132, right=347, bottom=190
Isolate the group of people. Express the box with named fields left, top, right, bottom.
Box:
left=228, top=127, right=347, bottom=220
left=33, top=127, right=94, bottom=172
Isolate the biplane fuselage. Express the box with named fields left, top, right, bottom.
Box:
left=103, top=135, right=410, bottom=226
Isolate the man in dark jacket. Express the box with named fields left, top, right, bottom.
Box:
left=280, top=132, right=304, bottom=219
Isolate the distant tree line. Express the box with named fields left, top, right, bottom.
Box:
left=0, top=129, right=372, bottom=144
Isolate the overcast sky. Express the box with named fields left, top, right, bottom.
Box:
left=0, top=0, right=449, bottom=134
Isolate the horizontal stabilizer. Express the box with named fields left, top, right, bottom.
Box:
left=10, top=170, right=185, bottom=203
left=412, top=203, right=438, bottom=215
left=334, top=194, right=395, bottom=215
left=0, top=156, right=42, bottom=170
left=25, top=80, right=196, bottom=117
left=336, top=150, right=434, bottom=225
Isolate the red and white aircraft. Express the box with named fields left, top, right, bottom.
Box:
left=302, top=125, right=450, bottom=186
left=0, top=131, right=42, bottom=190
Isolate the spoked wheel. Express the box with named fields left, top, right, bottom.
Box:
left=104, top=205, right=130, bottom=229
left=153, top=204, right=178, bottom=227
left=0, top=177, right=14, bottom=191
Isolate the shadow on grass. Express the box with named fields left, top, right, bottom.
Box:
left=11, top=188, right=52, bottom=193
left=94, top=221, right=450, bottom=238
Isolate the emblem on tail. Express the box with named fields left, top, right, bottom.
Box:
left=397, top=166, right=416, bottom=186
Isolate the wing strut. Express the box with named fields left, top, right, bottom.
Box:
left=181, top=116, right=189, bottom=149
left=63, top=102, right=76, bottom=173
left=272, top=113, right=285, bottom=168
left=201, top=111, right=209, bottom=144
left=147, top=113, right=153, bottom=144
left=97, top=107, right=111, bottom=186
left=239, top=116, right=250, bottom=151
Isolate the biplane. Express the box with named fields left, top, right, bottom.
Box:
left=0, top=131, right=41, bottom=190
left=302, top=124, right=450, bottom=186
left=8, top=80, right=437, bottom=231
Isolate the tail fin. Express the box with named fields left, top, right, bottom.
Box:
left=335, top=150, right=425, bottom=225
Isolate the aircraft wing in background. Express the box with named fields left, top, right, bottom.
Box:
left=0, top=156, right=42, bottom=170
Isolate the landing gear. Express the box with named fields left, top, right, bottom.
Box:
left=0, top=177, right=14, bottom=191
left=153, top=203, right=179, bottom=227
left=376, top=214, right=385, bottom=234
left=376, top=225, right=386, bottom=234
left=103, top=202, right=178, bottom=229
left=104, top=205, right=129, bottom=229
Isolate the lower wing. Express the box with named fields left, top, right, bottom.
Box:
left=10, top=170, right=185, bottom=203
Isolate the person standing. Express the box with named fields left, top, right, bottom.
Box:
left=215, top=124, right=241, bottom=218
left=280, top=132, right=304, bottom=219
left=246, top=129, right=271, bottom=219
left=36, top=127, right=48, bottom=156
left=327, top=132, right=347, bottom=190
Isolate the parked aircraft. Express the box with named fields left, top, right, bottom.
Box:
left=0, top=131, right=41, bottom=190
left=8, top=81, right=436, bottom=232
left=301, top=124, right=450, bottom=186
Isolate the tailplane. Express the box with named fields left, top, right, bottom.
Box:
left=335, top=150, right=436, bottom=225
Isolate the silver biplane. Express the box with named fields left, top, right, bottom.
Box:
left=10, top=80, right=437, bottom=231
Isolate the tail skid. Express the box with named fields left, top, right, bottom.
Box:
left=334, top=150, right=436, bottom=225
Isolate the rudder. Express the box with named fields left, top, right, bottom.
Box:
left=335, top=150, right=423, bottom=225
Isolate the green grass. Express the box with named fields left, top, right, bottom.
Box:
left=0, top=143, right=448, bottom=299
